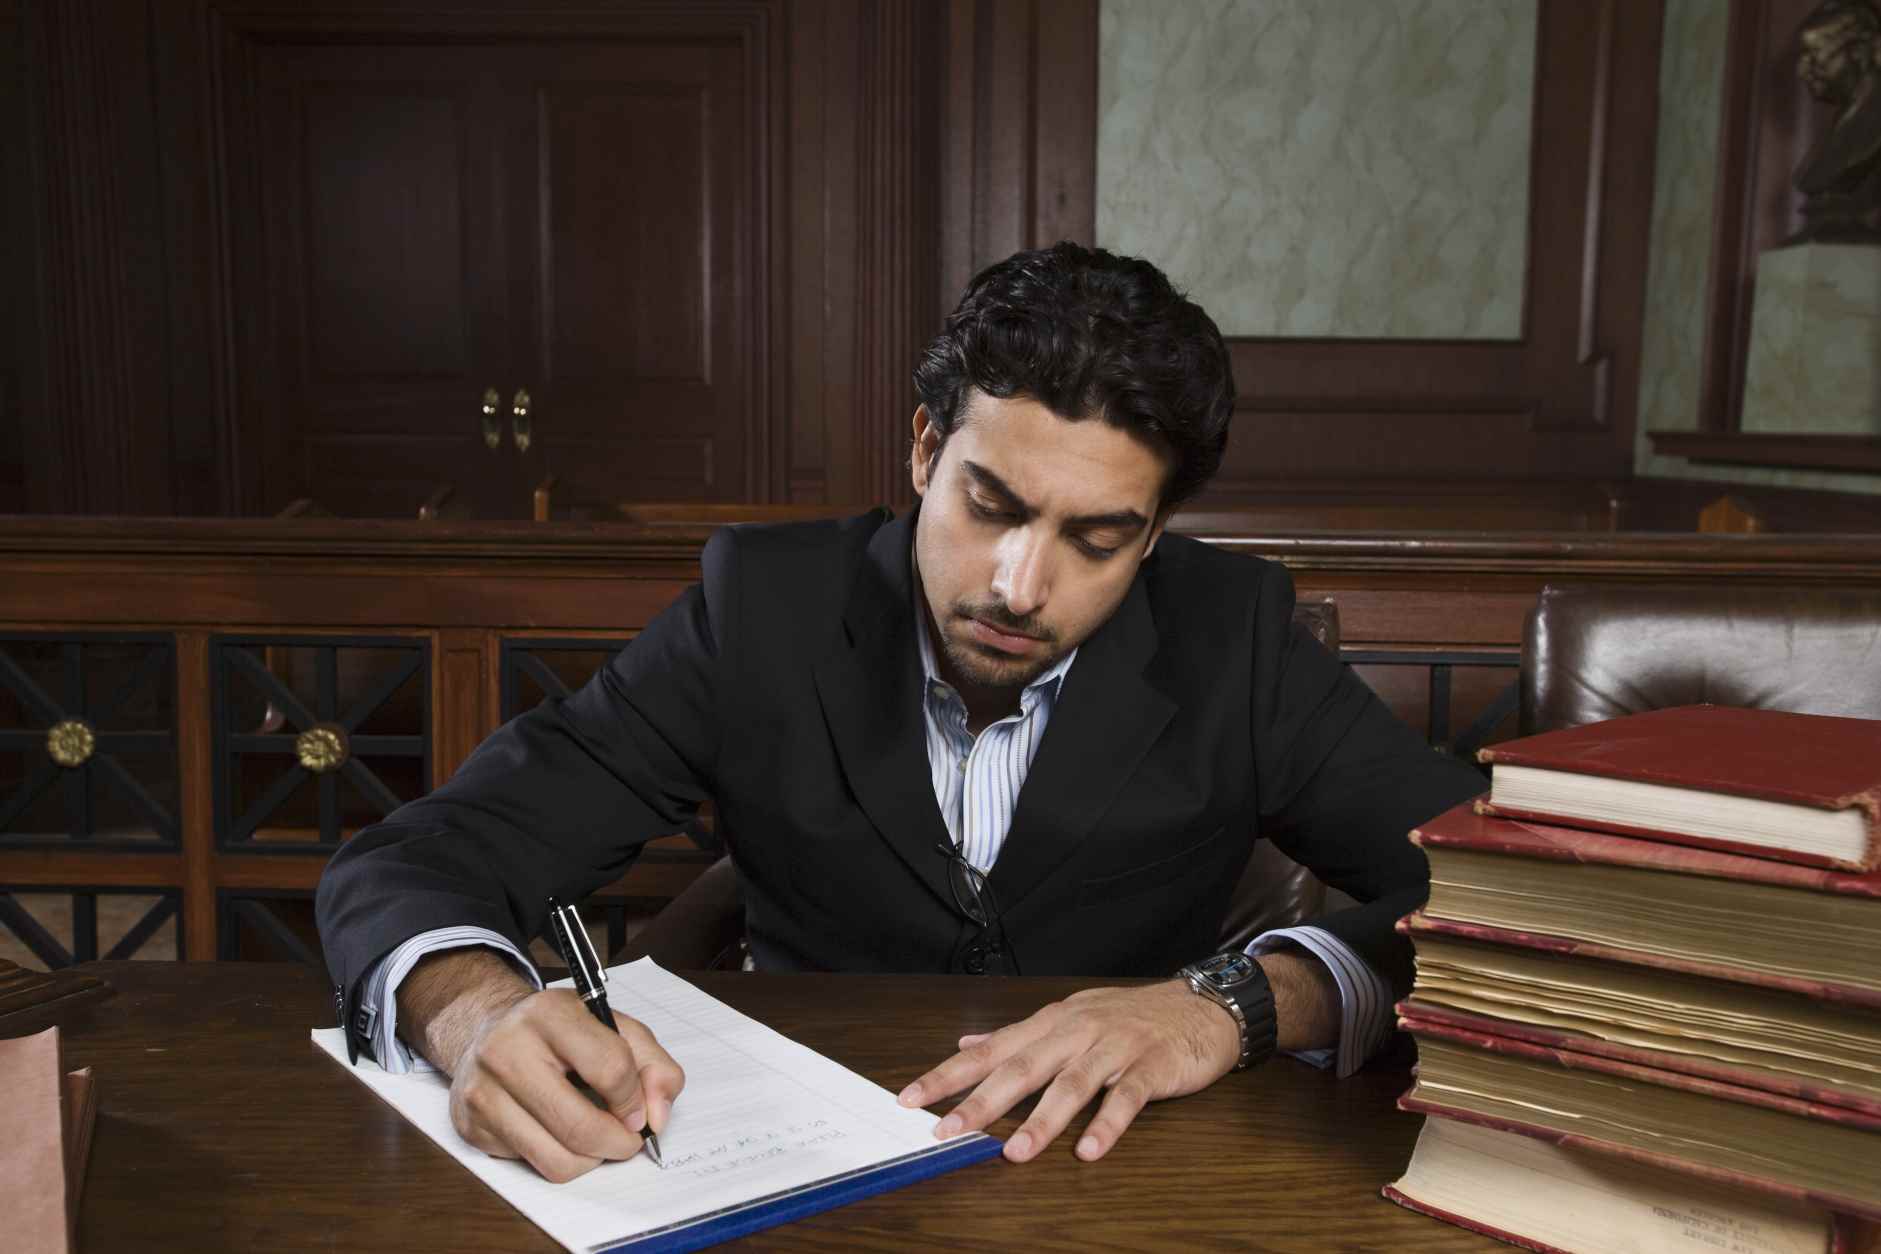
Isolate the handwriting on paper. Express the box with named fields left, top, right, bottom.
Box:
left=659, top=1119, right=849, bottom=1175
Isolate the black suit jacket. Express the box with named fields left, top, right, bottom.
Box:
left=316, top=507, right=1484, bottom=1059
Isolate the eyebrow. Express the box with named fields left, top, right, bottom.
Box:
left=961, top=461, right=1150, bottom=534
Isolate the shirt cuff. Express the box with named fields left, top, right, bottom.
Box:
left=359, top=926, right=542, bottom=1074
left=1245, top=925, right=1394, bottom=1078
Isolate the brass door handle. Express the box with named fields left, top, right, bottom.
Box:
left=481, top=387, right=501, bottom=449
left=511, top=388, right=532, bottom=453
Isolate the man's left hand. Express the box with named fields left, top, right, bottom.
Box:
left=896, top=979, right=1239, bottom=1163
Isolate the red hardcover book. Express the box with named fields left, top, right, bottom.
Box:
left=1396, top=994, right=1881, bottom=1121
left=1382, top=1116, right=1880, bottom=1254
left=1399, top=1016, right=1881, bottom=1222
left=1408, top=803, right=1881, bottom=1008
left=1475, top=705, right=1881, bottom=872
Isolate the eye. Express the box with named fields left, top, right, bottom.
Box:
left=1073, top=535, right=1123, bottom=560
left=968, top=496, right=1018, bottom=523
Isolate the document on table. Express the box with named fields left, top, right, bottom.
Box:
left=311, top=958, right=1000, bottom=1254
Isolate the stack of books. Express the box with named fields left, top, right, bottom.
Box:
left=1384, top=704, right=1881, bottom=1254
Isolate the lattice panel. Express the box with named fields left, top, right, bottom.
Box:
left=0, top=888, right=182, bottom=970
left=501, top=637, right=721, bottom=856
left=216, top=891, right=325, bottom=966
left=212, top=636, right=429, bottom=847
left=0, top=634, right=178, bottom=846
left=499, top=637, right=627, bottom=721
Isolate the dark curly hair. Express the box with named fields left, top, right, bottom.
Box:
left=912, top=242, right=1234, bottom=509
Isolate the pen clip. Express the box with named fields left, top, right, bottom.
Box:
left=573, top=907, right=608, bottom=989
left=545, top=897, right=597, bottom=997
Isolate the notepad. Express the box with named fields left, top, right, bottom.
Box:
left=311, top=958, right=1001, bottom=1253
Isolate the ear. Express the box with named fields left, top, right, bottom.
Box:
left=910, top=406, right=940, bottom=498
left=1142, top=506, right=1173, bottom=560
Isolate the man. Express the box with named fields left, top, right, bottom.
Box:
left=315, top=242, right=1484, bottom=1184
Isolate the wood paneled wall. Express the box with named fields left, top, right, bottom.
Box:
left=3, top=0, right=1874, bottom=519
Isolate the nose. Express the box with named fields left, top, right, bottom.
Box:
left=990, top=527, right=1050, bottom=619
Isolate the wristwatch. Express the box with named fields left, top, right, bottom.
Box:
left=1177, top=951, right=1277, bottom=1071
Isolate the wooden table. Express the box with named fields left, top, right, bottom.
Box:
left=31, top=961, right=1495, bottom=1251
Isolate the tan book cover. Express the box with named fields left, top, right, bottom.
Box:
left=0, top=1025, right=98, bottom=1254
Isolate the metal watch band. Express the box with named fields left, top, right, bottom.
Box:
left=1180, top=954, right=1277, bottom=1071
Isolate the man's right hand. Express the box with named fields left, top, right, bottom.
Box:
left=395, top=947, right=685, bottom=1183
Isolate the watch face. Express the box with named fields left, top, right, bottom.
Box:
left=1198, top=952, right=1258, bottom=988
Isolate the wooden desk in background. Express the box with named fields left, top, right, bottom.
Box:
left=27, top=961, right=1498, bottom=1251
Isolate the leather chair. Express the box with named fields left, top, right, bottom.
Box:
left=619, top=597, right=1344, bottom=969
left=1521, top=583, right=1881, bottom=736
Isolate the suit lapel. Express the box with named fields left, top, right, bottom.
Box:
left=811, top=511, right=957, bottom=911
left=991, top=573, right=1176, bottom=916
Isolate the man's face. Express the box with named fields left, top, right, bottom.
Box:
left=909, top=392, right=1171, bottom=694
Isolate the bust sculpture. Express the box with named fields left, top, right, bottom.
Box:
left=1793, top=0, right=1881, bottom=241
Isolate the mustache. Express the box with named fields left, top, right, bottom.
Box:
left=956, top=600, right=1055, bottom=643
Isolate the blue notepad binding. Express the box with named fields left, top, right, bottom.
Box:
left=593, top=1133, right=1003, bottom=1253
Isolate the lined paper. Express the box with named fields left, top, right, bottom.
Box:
left=312, top=959, right=995, bottom=1252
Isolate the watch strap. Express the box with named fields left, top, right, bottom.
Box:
left=1181, top=955, right=1277, bottom=1071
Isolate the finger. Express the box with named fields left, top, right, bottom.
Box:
left=497, top=1030, right=643, bottom=1163
left=616, top=1013, right=686, bottom=1135
left=540, top=996, right=652, bottom=1138
left=957, top=1032, right=989, bottom=1049
left=1003, top=1043, right=1124, bottom=1163
left=931, top=1031, right=1087, bottom=1141
left=461, top=1076, right=610, bottom=1184
left=1073, top=1069, right=1154, bottom=1162
left=901, top=1012, right=1057, bottom=1109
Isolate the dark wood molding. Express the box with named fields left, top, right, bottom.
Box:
left=1205, top=0, right=1663, bottom=490
left=2, top=514, right=1876, bottom=575
left=938, top=0, right=1099, bottom=321
left=0, top=1, right=41, bottom=514
left=1647, top=432, right=1881, bottom=474
left=849, top=0, right=942, bottom=507
left=1696, top=0, right=1820, bottom=435
left=25, top=1, right=175, bottom=514
left=1624, top=474, right=1881, bottom=530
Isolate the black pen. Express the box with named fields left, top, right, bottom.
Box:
left=546, top=895, right=663, bottom=1167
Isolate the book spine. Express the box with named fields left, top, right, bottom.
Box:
left=1396, top=1093, right=1881, bottom=1224
left=1396, top=1000, right=1881, bottom=1121
left=1404, top=1016, right=1881, bottom=1131
left=1402, top=913, right=1881, bottom=1010
left=1379, top=1183, right=1574, bottom=1254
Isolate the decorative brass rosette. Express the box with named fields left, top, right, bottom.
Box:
left=295, top=723, right=350, bottom=774
left=46, top=718, right=96, bottom=768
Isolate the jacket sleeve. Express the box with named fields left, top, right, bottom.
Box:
left=315, top=527, right=740, bottom=1055
left=1248, top=562, right=1486, bottom=1000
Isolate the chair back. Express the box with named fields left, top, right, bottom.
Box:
left=1521, top=583, right=1881, bottom=735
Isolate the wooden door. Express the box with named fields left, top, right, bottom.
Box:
left=494, top=40, right=752, bottom=511
left=235, top=33, right=754, bottom=518
left=244, top=44, right=518, bottom=517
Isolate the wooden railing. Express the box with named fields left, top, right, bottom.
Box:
left=2, top=515, right=1877, bottom=970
